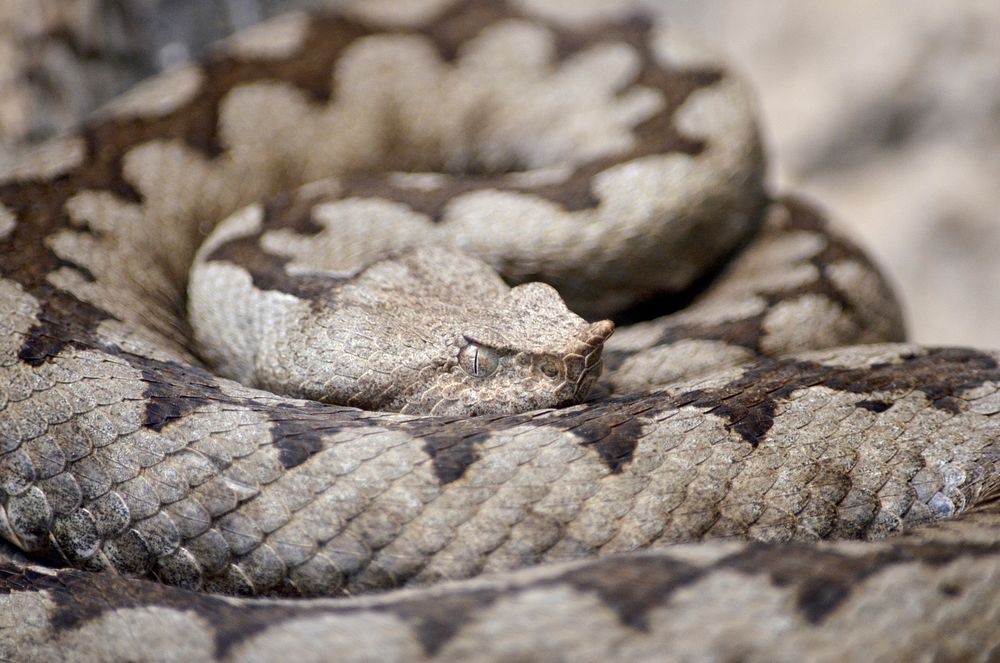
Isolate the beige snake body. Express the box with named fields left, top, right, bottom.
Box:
left=1, top=2, right=999, bottom=661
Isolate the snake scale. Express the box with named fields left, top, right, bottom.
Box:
left=1, top=1, right=999, bottom=661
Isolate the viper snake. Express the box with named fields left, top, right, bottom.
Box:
left=1, top=2, right=998, bottom=661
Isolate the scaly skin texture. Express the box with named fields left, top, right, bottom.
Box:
left=3, top=507, right=999, bottom=663
left=0, top=2, right=997, bottom=661
left=190, top=237, right=614, bottom=416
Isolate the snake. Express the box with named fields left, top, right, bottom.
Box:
left=1, top=1, right=999, bottom=661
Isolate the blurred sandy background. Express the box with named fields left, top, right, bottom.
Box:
left=3, top=0, right=999, bottom=347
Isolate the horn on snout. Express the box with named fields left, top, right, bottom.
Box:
left=579, top=319, right=615, bottom=348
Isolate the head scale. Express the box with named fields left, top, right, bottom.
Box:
left=269, top=247, right=614, bottom=416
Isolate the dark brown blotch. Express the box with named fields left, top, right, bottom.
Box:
left=17, top=290, right=112, bottom=367
left=674, top=348, right=999, bottom=447
left=268, top=402, right=360, bottom=469
left=338, top=3, right=720, bottom=219
left=855, top=399, right=892, bottom=413
left=569, top=411, right=644, bottom=473
left=204, top=192, right=346, bottom=300
left=139, top=360, right=219, bottom=431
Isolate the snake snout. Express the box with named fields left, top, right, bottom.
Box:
left=580, top=319, right=615, bottom=346
left=564, top=319, right=614, bottom=401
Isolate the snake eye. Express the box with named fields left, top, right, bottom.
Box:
left=538, top=358, right=561, bottom=380
left=458, top=343, right=499, bottom=378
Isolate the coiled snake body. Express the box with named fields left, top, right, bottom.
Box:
left=1, top=2, right=999, bottom=661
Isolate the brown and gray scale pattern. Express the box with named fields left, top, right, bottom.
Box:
left=0, top=1, right=998, bottom=661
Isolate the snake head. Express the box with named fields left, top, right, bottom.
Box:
left=399, top=280, right=614, bottom=417
left=229, top=244, right=614, bottom=417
